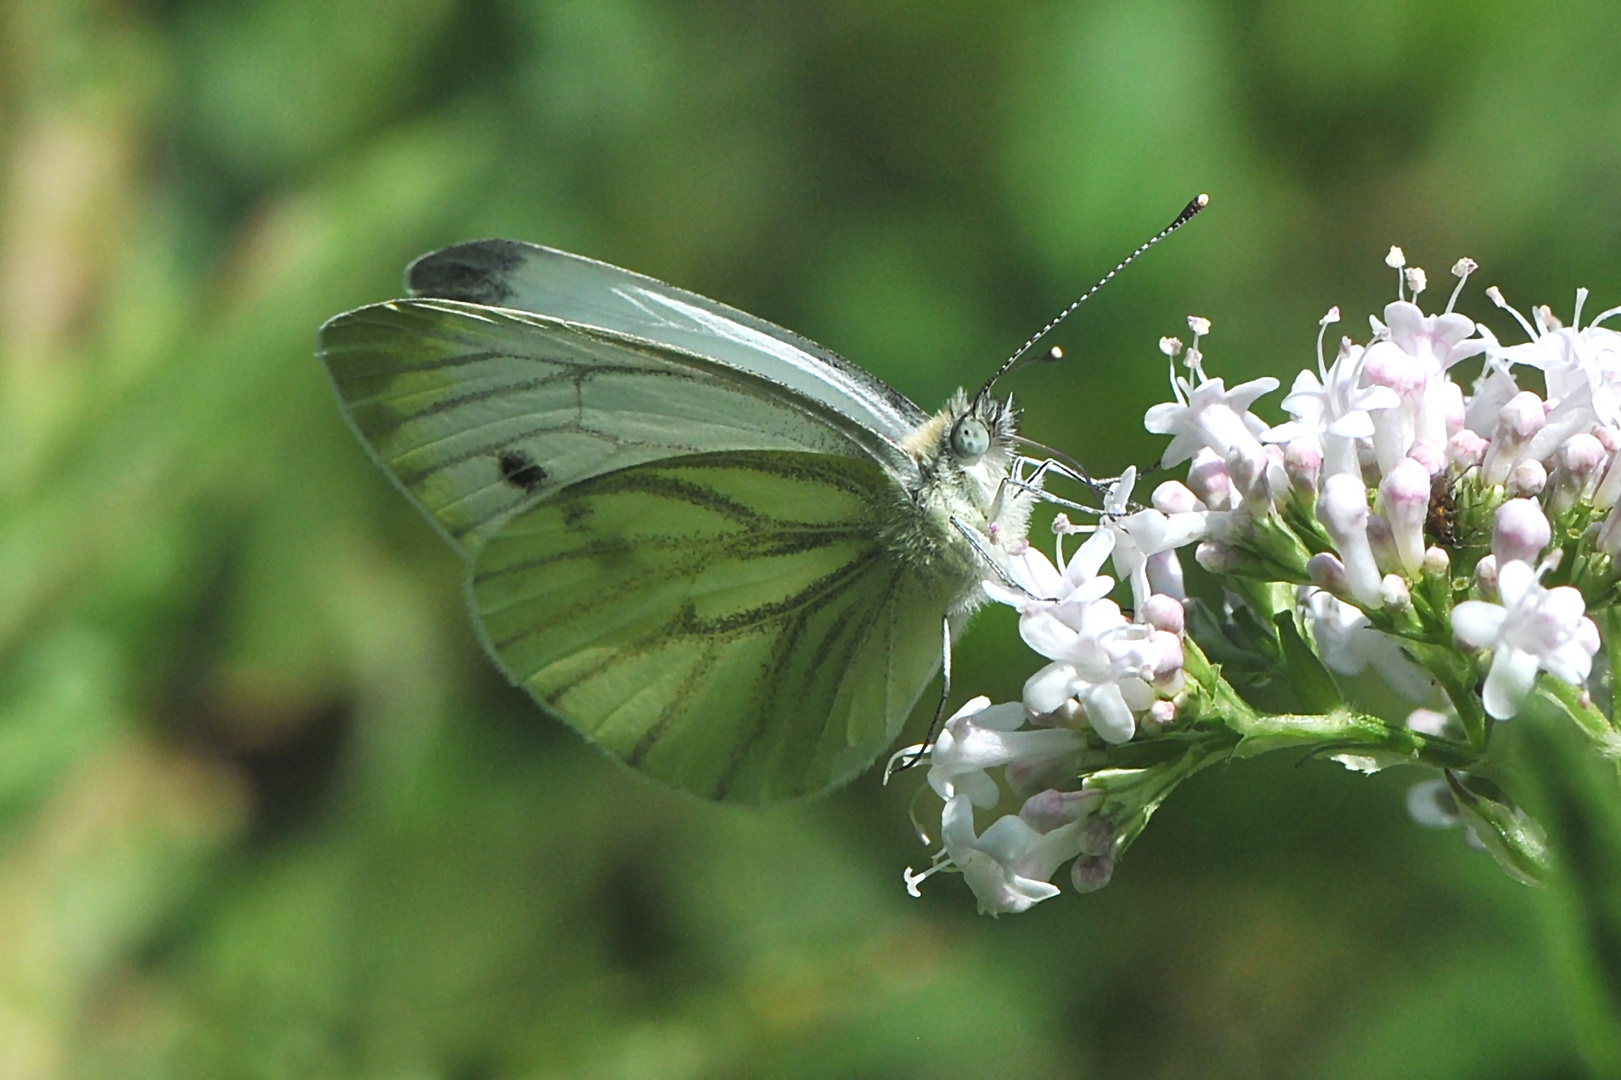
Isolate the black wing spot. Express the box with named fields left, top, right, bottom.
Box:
left=407, top=240, right=526, bottom=305
left=498, top=449, right=548, bottom=494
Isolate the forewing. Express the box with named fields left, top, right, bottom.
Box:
left=319, top=299, right=894, bottom=555
left=469, top=450, right=953, bottom=804
left=406, top=240, right=929, bottom=456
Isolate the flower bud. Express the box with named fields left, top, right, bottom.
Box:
left=1071, top=852, right=1114, bottom=894
left=1492, top=498, right=1552, bottom=567
left=1474, top=553, right=1499, bottom=600
left=1483, top=391, right=1547, bottom=486
left=1422, top=545, right=1450, bottom=579
left=1551, top=432, right=1608, bottom=512
left=1018, top=789, right=1094, bottom=833
left=1319, top=473, right=1382, bottom=604
left=1379, top=457, right=1431, bottom=575
left=1186, top=449, right=1233, bottom=511
left=1307, top=551, right=1350, bottom=597
left=1149, top=630, right=1185, bottom=681
left=1406, top=779, right=1461, bottom=829
left=1006, top=757, right=1080, bottom=799
left=1405, top=708, right=1453, bottom=737
left=1194, top=540, right=1241, bottom=573
left=1506, top=458, right=1547, bottom=497
left=1447, top=429, right=1489, bottom=470
left=1146, top=699, right=1177, bottom=730
left=1380, top=573, right=1411, bottom=610
left=1284, top=437, right=1322, bottom=497
left=1152, top=480, right=1202, bottom=514
left=1140, top=593, right=1185, bottom=635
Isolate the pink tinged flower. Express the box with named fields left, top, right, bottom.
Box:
left=1284, top=436, right=1322, bottom=496
left=1019, top=788, right=1099, bottom=833
left=1451, top=560, right=1601, bottom=719
left=1307, top=552, right=1350, bottom=597
left=1318, top=473, right=1382, bottom=604
left=1475, top=554, right=1500, bottom=600
left=1447, top=429, right=1489, bottom=470
left=1185, top=449, right=1234, bottom=510
left=1506, top=458, right=1547, bottom=498
left=1194, top=540, right=1241, bottom=573
left=1482, top=391, right=1547, bottom=486
left=1378, top=457, right=1431, bottom=576
left=897, top=696, right=1083, bottom=808
left=1145, top=549, right=1186, bottom=600
left=1152, top=480, right=1202, bottom=514
left=1383, top=299, right=1485, bottom=373
left=1550, top=432, right=1608, bottom=512
left=1492, top=498, right=1551, bottom=565
left=1140, top=593, right=1185, bottom=635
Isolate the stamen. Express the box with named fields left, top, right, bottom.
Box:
left=1486, top=285, right=1538, bottom=339
left=1405, top=266, right=1427, bottom=298
left=1315, top=307, right=1339, bottom=381
left=1574, top=286, right=1590, bottom=328
left=1387, top=245, right=1407, bottom=300
left=1446, top=257, right=1476, bottom=313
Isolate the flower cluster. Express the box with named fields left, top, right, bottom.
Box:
left=901, top=246, right=1621, bottom=913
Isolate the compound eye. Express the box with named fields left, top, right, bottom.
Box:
left=950, top=414, right=990, bottom=464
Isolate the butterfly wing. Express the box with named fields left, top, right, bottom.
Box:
left=405, top=239, right=929, bottom=455
left=319, top=299, right=964, bottom=802
left=320, top=298, right=906, bottom=555
left=472, top=450, right=955, bottom=803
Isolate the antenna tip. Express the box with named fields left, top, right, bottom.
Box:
left=1046, top=345, right=1064, bottom=362
left=1196, top=193, right=1210, bottom=207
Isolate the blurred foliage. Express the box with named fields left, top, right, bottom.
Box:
left=0, top=0, right=1618, bottom=1076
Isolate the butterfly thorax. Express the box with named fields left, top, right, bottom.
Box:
left=882, top=391, right=1031, bottom=614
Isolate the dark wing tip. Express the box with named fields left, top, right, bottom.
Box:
left=406, top=240, right=530, bottom=305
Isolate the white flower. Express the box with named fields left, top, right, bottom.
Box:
left=1097, top=467, right=1207, bottom=609
left=1144, top=373, right=1279, bottom=483
left=1451, top=560, right=1602, bottom=718
left=1359, top=300, right=1484, bottom=475
left=886, top=696, right=1084, bottom=809
left=1495, top=289, right=1621, bottom=427
left=1302, top=588, right=1434, bottom=702
left=905, top=792, right=1096, bottom=916
left=1263, top=327, right=1398, bottom=480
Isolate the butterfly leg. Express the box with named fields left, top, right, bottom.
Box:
left=885, top=617, right=954, bottom=776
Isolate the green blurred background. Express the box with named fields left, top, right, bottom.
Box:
left=2, top=1, right=1618, bottom=1076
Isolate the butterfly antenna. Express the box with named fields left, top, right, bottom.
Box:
left=974, top=193, right=1209, bottom=404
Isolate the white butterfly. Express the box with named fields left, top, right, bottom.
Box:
left=318, top=200, right=1203, bottom=803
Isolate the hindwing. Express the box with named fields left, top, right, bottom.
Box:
left=469, top=450, right=955, bottom=803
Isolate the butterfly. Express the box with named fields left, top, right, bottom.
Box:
left=317, top=199, right=1203, bottom=804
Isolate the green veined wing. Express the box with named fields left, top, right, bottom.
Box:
left=321, top=298, right=897, bottom=555
left=471, top=450, right=956, bottom=803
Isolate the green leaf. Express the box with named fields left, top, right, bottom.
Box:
left=1272, top=609, right=1342, bottom=714
left=1443, top=771, right=1549, bottom=888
